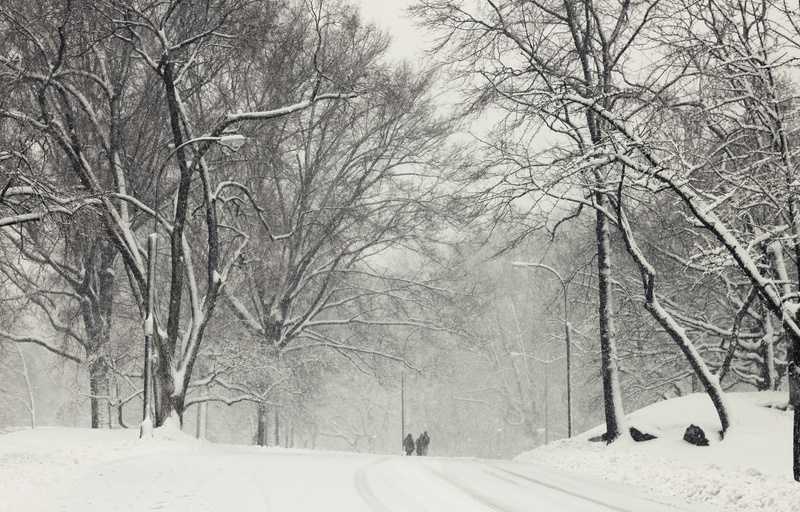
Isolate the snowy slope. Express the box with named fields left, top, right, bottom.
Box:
left=517, top=391, right=799, bottom=511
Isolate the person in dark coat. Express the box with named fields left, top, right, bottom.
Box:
left=420, top=431, right=430, bottom=456
left=415, top=433, right=424, bottom=456
left=403, top=433, right=415, bottom=456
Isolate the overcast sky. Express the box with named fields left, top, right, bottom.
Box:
left=358, top=1, right=425, bottom=59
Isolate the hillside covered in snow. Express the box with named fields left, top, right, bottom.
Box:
left=518, top=391, right=799, bottom=511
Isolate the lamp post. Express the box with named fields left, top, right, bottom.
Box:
left=141, top=134, right=246, bottom=437
left=401, top=367, right=405, bottom=439
left=512, top=261, right=572, bottom=438
left=399, top=330, right=416, bottom=446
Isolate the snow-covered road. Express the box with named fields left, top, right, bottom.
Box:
left=8, top=445, right=725, bottom=511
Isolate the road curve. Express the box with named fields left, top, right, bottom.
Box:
left=8, top=447, right=726, bottom=512
left=354, top=456, right=727, bottom=512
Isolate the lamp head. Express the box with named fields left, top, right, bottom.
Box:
left=217, top=134, right=247, bottom=151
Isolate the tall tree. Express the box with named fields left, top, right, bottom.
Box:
left=217, top=33, right=456, bottom=438
left=0, top=0, right=357, bottom=429
left=542, top=0, right=800, bottom=478
left=0, top=214, right=120, bottom=427
left=411, top=0, right=667, bottom=442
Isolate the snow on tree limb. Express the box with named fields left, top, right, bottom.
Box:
left=221, top=93, right=358, bottom=126
left=0, top=332, right=83, bottom=364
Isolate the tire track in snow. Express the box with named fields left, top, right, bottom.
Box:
left=248, top=457, right=275, bottom=512
left=358, top=457, right=502, bottom=511
left=416, top=460, right=511, bottom=511
left=353, top=457, right=393, bottom=512
left=476, top=461, right=685, bottom=512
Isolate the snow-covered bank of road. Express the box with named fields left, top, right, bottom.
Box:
left=1, top=428, right=723, bottom=512
left=518, top=392, right=800, bottom=512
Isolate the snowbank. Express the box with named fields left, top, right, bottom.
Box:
left=517, top=392, right=800, bottom=511
left=0, top=425, right=204, bottom=511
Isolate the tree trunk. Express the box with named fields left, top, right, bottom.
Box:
left=14, top=344, right=36, bottom=429
left=595, top=198, right=627, bottom=442
left=83, top=243, right=116, bottom=429
left=789, top=332, right=800, bottom=481
left=196, top=396, right=208, bottom=440
left=255, top=403, right=269, bottom=446
left=152, top=342, right=172, bottom=427
left=644, top=300, right=731, bottom=434
left=616, top=201, right=731, bottom=435
left=759, top=313, right=777, bottom=391
left=274, top=408, right=280, bottom=447
left=795, top=406, right=800, bottom=482
left=89, top=356, right=111, bottom=429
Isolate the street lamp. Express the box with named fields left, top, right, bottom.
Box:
left=401, top=366, right=405, bottom=444
left=512, top=261, right=572, bottom=438
left=141, top=133, right=247, bottom=437
left=399, top=329, right=417, bottom=446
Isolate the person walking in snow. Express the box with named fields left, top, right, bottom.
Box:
left=415, top=433, right=424, bottom=456
left=403, top=433, right=415, bottom=456
left=420, top=431, right=430, bottom=456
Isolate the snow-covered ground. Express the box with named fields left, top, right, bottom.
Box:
left=0, top=391, right=795, bottom=511
left=519, top=391, right=799, bottom=511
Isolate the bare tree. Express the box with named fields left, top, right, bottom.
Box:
left=0, top=343, right=37, bottom=429
left=411, top=0, right=671, bottom=442
left=146, top=2, right=459, bottom=440
left=0, top=0, right=358, bottom=430
left=539, top=0, right=800, bottom=478
left=411, top=0, right=800, bottom=447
